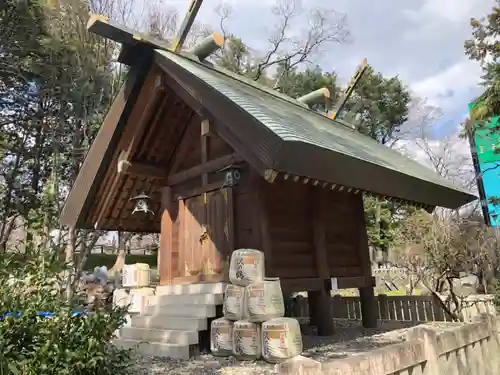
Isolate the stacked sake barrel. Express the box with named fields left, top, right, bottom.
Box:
left=210, top=249, right=303, bottom=363
left=112, top=263, right=155, bottom=314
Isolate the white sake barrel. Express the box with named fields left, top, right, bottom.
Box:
left=223, top=284, right=246, bottom=321
left=262, top=318, right=303, bottom=363
left=112, top=288, right=130, bottom=309
left=246, top=278, right=285, bottom=322
left=210, top=317, right=234, bottom=356
left=232, top=320, right=261, bottom=360
left=229, top=249, right=265, bottom=286
left=128, top=287, right=155, bottom=313
left=122, top=263, right=150, bottom=288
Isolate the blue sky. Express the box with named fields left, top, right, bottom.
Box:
left=163, top=0, right=493, bottom=140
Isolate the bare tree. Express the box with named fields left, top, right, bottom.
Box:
left=215, top=0, right=350, bottom=80
left=409, top=97, right=474, bottom=189
left=396, top=96, right=477, bottom=218
left=393, top=211, right=499, bottom=321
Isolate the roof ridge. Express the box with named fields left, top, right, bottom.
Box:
left=160, top=49, right=356, bottom=131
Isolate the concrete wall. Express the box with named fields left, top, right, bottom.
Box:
left=278, top=313, right=500, bottom=375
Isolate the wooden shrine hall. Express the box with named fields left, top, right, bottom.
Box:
left=60, top=16, right=476, bottom=334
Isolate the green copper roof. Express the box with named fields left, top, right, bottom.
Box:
left=155, top=49, right=476, bottom=208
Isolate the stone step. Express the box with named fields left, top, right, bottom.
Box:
left=144, top=303, right=216, bottom=318
left=148, top=293, right=224, bottom=307
left=155, top=282, right=226, bottom=296
left=120, top=326, right=199, bottom=345
left=131, top=315, right=207, bottom=331
left=113, top=339, right=191, bottom=360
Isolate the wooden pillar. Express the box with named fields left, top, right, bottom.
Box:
left=200, top=120, right=209, bottom=282
left=308, top=287, right=334, bottom=335
left=309, top=188, right=334, bottom=336
left=255, top=176, right=273, bottom=275
left=159, top=187, right=179, bottom=285
left=200, top=119, right=211, bottom=186
left=359, top=286, right=377, bottom=327
left=354, top=194, right=377, bottom=328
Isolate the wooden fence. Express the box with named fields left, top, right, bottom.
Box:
left=279, top=314, right=500, bottom=375
left=287, top=294, right=496, bottom=323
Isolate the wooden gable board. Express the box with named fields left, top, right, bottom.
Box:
left=60, top=65, right=150, bottom=228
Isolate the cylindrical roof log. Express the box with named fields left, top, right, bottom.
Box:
left=188, top=32, right=225, bottom=61
left=297, top=87, right=330, bottom=106
left=87, top=14, right=109, bottom=30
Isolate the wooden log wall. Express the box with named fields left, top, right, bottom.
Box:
left=232, top=171, right=261, bottom=250
left=261, top=180, right=316, bottom=279
left=320, top=192, right=363, bottom=278
left=258, top=179, right=364, bottom=281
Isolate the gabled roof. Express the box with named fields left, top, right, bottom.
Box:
left=60, top=18, right=476, bottom=230
left=154, top=49, right=475, bottom=208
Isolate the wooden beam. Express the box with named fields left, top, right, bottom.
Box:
left=201, top=121, right=209, bottom=186
left=93, top=173, right=123, bottom=229
left=279, top=276, right=375, bottom=293
left=280, top=278, right=323, bottom=292
left=170, top=0, right=204, bottom=53
left=122, top=161, right=166, bottom=180
left=87, top=13, right=171, bottom=60
left=117, top=150, right=131, bottom=174
left=167, top=115, right=197, bottom=176
left=125, top=81, right=164, bottom=155
left=159, top=187, right=178, bottom=284
left=173, top=180, right=224, bottom=201
left=153, top=61, right=205, bottom=115
left=201, top=119, right=215, bottom=137
left=61, top=67, right=143, bottom=228
left=134, top=95, right=169, bottom=161
left=167, top=153, right=243, bottom=186
left=93, top=69, right=160, bottom=229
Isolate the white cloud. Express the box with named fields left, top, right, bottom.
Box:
left=402, top=0, right=494, bottom=42
left=412, top=59, right=482, bottom=109
left=405, top=0, right=484, bottom=23
left=138, top=0, right=493, bottom=140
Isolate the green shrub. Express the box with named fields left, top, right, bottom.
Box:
left=0, top=250, right=134, bottom=375
left=494, top=279, right=500, bottom=310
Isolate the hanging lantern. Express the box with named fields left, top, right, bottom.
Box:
left=130, top=192, right=154, bottom=216
left=219, top=165, right=241, bottom=187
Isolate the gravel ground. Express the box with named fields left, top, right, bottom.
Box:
left=134, top=320, right=464, bottom=375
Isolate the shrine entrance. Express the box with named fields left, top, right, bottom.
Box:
left=163, top=188, right=233, bottom=285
